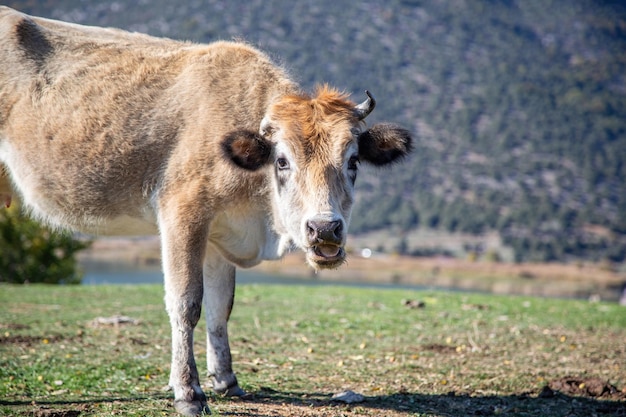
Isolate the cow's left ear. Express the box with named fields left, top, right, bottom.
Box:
left=221, top=129, right=273, bottom=171
left=358, top=123, right=413, bottom=166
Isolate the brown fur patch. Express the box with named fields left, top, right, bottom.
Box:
left=271, top=85, right=357, bottom=160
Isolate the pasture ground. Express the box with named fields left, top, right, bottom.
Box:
left=1, top=283, right=625, bottom=416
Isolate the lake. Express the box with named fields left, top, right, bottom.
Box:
left=80, top=262, right=626, bottom=302
left=82, top=266, right=306, bottom=286
left=80, top=264, right=441, bottom=292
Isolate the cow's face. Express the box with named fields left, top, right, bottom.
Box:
left=222, top=87, right=412, bottom=269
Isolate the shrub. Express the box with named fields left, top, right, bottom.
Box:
left=0, top=205, right=90, bottom=284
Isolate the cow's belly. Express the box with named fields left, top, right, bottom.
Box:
left=1, top=140, right=159, bottom=236
left=26, top=198, right=157, bottom=236
left=82, top=214, right=158, bottom=236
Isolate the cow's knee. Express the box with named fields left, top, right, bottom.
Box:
left=166, top=295, right=203, bottom=328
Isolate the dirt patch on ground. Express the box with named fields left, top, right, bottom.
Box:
left=0, top=323, right=31, bottom=331
left=31, top=410, right=82, bottom=417
left=543, top=376, right=626, bottom=399
left=27, top=404, right=90, bottom=417
left=0, top=332, right=75, bottom=347
left=421, top=343, right=459, bottom=354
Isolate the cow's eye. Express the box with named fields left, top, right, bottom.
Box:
left=276, top=157, right=290, bottom=170
left=348, top=155, right=360, bottom=171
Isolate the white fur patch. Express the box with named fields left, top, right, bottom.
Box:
left=208, top=206, right=285, bottom=268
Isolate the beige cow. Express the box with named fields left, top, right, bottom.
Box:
left=0, top=6, right=412, bottom=416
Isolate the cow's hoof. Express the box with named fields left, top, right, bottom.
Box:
left=212, top=375, right=245, bottom=397
left=213, top=382, right=246, bottom=397
left=174, top=399, right=210, bottom=416
left=224, top=384, right=246, bottom=397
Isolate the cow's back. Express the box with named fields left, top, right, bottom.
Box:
left=0, top=8, right=189, bottom=230
left=0, top=7, right=295, bottom=234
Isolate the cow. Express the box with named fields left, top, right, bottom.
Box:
left=0, top=6, right=412, bottom=416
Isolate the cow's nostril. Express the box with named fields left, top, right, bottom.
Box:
left=332, top=221, right=342, bottom=239
left=307, top=219, right=343, bottom=244
left=307, top=221, right=318, bottom=241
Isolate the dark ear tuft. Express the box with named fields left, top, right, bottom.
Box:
left=221, top=129, right=273, bottom=171
left=358, top=123, right=413, bottom=166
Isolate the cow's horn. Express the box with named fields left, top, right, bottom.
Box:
left=355, top=90, right=376, bottom=120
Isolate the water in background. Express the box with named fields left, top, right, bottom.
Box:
left=80, top=263, right=435, bottom=292
left=80, top=262, right=623, bottom=301
left=82, top=266, right=309, bottom=286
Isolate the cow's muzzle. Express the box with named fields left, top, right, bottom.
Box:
left=305, top=218, right=346, bottom=268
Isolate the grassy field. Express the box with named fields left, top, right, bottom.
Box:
left=1, top=283, right=625, bottom=416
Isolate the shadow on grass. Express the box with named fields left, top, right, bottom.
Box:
left=232, top=388, right=626, bottom=417
left=0, top=392, right=171, bottom=407
left=0, top=392, right=172, bottom=416
left=2, top=390, right=624, bottom=416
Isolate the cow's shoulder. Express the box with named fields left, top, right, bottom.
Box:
left=0, top=6, right=28, bottom=28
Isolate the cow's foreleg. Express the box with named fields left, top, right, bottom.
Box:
left=161, top=216, right=210, bottom=416
left=203, top=249, right=245, bottom=397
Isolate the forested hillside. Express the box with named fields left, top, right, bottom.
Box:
left=7, top=0, right=626, bottom=263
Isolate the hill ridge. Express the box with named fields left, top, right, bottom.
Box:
left=7, top=0, right=626, bottom=262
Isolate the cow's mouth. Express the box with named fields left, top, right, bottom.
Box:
left=307, top=244, right=345, bottom=269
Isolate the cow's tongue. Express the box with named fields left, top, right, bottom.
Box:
left=316, top=245, right=340, bottom=258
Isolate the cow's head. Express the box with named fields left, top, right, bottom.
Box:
left=222, top=86, right=412, bottom=269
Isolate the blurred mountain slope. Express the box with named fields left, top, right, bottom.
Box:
left=7, top=0, right=626, bottom=262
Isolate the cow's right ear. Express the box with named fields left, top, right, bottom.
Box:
left=221, top=129, right=273, bottom=171
left=358, top=123, right=413, bottom=166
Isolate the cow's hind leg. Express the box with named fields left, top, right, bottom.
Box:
left=161, top=215, right=210, bottom=416
left=203, top=249, right=245, bottom=397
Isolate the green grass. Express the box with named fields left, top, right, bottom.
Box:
left=1, top=283, right=625, bottom=416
